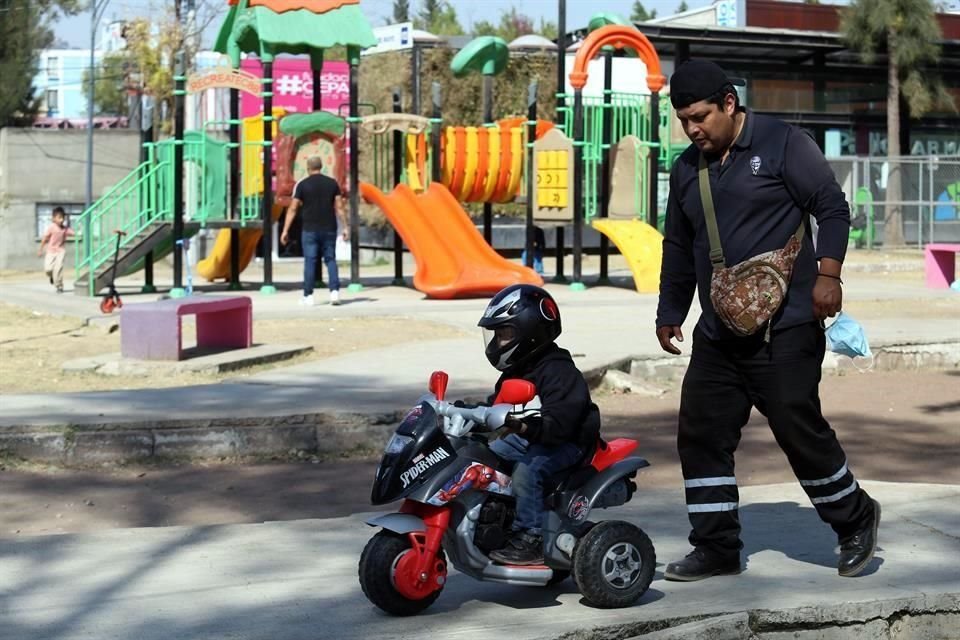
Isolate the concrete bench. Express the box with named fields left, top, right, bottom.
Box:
left=924, top=243, right=960, bottom=289
left=121, top=296, right=252, bottom=361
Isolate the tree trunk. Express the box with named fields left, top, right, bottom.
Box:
left=884, top=27, right=905, bottom=247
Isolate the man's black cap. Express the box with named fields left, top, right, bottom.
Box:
left=670, top=59, right=745, bottom=109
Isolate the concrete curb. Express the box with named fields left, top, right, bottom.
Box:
left=562, top=592, right=960, bottom=640
left=2, top=342, right=956, bottom=466
left=0, top=410, right=404, bottom=465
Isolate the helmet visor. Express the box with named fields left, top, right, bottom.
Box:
left=482, top=325, right=517, bottom=350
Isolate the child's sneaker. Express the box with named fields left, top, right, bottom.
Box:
left=330, top=290, right=341, bottom=306
left=299, top=294, right=314, bottom=306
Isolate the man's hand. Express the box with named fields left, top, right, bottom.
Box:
left=813, top=275, right=842, bottom=320
left=280, top=230, right=289, bottom=246
left=656, top=325, right=684, bottom=355
left=341, top=228, right=349, bottom=242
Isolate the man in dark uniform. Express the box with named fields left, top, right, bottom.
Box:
left=656, top=60, right=880, bottom=581
left=281, top=156, right=347, bottom=306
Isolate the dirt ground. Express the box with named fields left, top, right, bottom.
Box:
left=0, top=369, right=956, bottom=538
left=0, top=302, right=467, bottom=393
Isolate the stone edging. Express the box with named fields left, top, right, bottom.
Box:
left=556, top=592, right=960, bottom=639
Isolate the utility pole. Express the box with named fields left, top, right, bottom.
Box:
left=86, top=0, right=111, bottom=258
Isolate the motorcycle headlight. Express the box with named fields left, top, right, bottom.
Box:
left=384, top=433, right=414, bottom=455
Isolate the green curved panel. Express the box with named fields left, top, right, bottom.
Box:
left=279, top=111, right=345, bottom=138
left=122, top=131, right=227, bottom=275
left=588, top=12, right=631, bottom=32
left=450, top=36, right=509, bottom=77
left=588, top=13, right=637, bottom=56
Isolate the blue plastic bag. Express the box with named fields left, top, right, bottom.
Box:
left=825, top=312, right=871, bottom=359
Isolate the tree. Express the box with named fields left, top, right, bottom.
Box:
left=470, top=7, right=554, bottom=41
left=495, top=7, right=535, bottom=42
left=415, top=0, right=464, bottom=36
left=677, top=1, right=690, bottom=12
left=0, top=0, right=79, bottom=126
left=841, top=0, right=955, bottom=246
left=82, top=53, right=132, bottom=117
left=393, top=0, right=410, bottom=23
left=631, top=1, right=658, bottom=22
left=538, top=18, right=559, bottom=41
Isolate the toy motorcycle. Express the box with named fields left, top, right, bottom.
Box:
left=359, top=371, right=656, bottom=615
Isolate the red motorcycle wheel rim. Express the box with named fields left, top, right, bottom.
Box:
left=392, top=537, right=446, bottom=601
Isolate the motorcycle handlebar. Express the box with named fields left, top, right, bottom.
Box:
left=435, top=401, right=511, bottom=431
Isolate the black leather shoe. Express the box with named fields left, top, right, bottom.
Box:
left=490, top=531, right=544, bottom=566
left=664, top=548, right=741, bottom=582
left=838, top=500, right=881, bottom=577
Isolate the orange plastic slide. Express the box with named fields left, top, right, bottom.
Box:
left=360, top=181, right=542, bottom=299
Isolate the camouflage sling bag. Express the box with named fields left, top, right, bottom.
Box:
left=698, top=154, right=805, bottom=339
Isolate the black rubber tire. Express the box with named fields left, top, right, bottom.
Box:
left=573, top=520, right=656, bottom=609
left=358, top=530, right=445, bottom=616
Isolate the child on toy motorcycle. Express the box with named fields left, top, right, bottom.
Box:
left=478, top=284, right=601, bottom=565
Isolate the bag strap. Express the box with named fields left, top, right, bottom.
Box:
left=697, top=154, right=725, bottom=269
left=698, top=153, right=807, bottom=268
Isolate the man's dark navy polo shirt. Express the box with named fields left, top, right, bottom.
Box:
left=656, top=109, right=851, bottom=340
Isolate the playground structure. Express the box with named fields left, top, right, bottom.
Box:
left=72, top=2, right=680, bottom=300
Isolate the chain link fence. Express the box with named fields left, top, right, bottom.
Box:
left=827, top=156, right=960, bottom=247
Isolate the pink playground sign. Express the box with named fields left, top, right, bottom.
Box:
left=240, top=58, right=350, bottom=118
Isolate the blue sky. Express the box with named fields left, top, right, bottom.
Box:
left=52, top=0, right=715, bottom=49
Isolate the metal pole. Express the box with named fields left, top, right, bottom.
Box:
left=172, top=53, right=186, bottom=294
left=525, top=81, right=538, bottom=271
left=412, top=45, right=422, bottom=115
left=431, top=82, right=442, bottom=184
left=228, top=87, right=241, bottom=290
left=572, top=89, right=584, bottom=289
left=649, top=91, right=661, bottom=229
left=392, top=89, right=404, bottom=286
left=312, top=60, right=325, bottom=288
left=84, top=0, right=101, bottom=263
left=556, top=0, right=566, bottom=117
left=553, top=227, right=567, bottom=283
left=482, top=74, right=493, bottom=245
left=140, top=92, right=157, bottom=293
left=348, top=46, right=362, bottom=290
left=260, top=59, right=275, bottom=294
left=598, top=50, right=613, bottom=285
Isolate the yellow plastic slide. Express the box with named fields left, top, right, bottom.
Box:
left=591, top=218, right=663, bottom=293
left=196, top=203, right=284, bottom=282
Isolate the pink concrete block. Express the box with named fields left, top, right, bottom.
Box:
left=924, top=243, right=960, bottom=289
left=121, top=296, right=253, bottom=361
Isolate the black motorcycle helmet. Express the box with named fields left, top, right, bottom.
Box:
left=478, top=284, right=562, bottom=371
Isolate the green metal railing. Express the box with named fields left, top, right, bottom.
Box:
left=74, top=130, right=257, bottom=296
left=557, top=91, right=663, bottom=221
left=74, top=147, right=174, bottom=296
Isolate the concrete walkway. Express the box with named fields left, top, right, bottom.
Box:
left=1, top=257, right=957, bottom=431
left=1, top=255, right=958, bottom=639
left=0, top=481, right=956, bottom=640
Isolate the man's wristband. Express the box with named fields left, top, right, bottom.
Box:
left=817, top=273, right=843, bottom=284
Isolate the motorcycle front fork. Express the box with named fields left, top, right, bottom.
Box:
left=394, top=500, right=450, bottom=599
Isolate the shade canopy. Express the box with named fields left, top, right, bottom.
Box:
left=215, top=0, right=376, bottom=66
